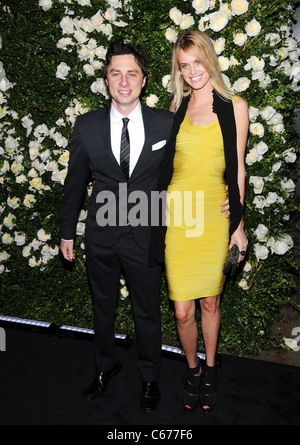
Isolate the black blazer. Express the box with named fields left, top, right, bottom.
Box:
left=148, top=90, right=244, bottom=266
left=60, top=103, right=173, bottom=251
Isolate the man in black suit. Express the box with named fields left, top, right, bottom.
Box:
left=59, top=38, right=173, bottom=412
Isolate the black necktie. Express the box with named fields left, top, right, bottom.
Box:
left=120, top=117, right=130, bottom=180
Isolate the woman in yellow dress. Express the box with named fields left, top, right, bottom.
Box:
left=164, top=30, right=249, bottom=413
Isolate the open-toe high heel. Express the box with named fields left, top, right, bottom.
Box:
left=183, top=359, right=202, bottom=412
left=199, top=364, right=217, bottom=413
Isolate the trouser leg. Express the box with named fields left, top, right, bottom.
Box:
left=117, top=229, right=162, bottom=382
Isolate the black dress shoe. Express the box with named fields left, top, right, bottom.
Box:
left=84, top=361, right=121, bottom=401
left=140, top=381, right=160, bottom=412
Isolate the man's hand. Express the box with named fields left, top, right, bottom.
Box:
left=60, top=239, right=75, bottom=262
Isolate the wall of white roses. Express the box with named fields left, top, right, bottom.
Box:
left=0, top=0, right=299, bottom=356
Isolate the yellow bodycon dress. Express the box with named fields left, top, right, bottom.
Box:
left=165, top=113, right=230, bottom=301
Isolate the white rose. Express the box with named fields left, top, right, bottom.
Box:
left=0, top=251, right=10, bottom=262
left=39, top=0, right=52, bottom=11
left=180, top=14, right=195, bottom=30
left=57, top=37, right=74, bottom=51
left=198, top=15, right=210, bottom=31
left=106, top=0, right=121, bottom=8
left=238, top=278, right=249, bottom=290
left=23, top=194, right=36, bottom=208
left=254, top=244, right=269, bottom=260
left=209, top=11, right=229, bottom=32
left=282, top=148, right=297, bottom=163
left=16, top=175, right=27, bottom=184
left=266, top=192, right=280, bottom=206
left=213, top=38, right=225, bottom=55
left=232, top=77, right=251, bottom=92
left=233, top=32, right=248, bottom=46
left=11, top=161, right=23, bottom=175
left=256, top=141, right=268, bottom=157
left=95, top=46, right=107, bottom=60
left=60, top=17, right=74, bottom=35
left=248, top=106, right=260, bottom=122
left=76, top=222, right=86, bottom=236
left=105, top=9, right=118, bottom=22
left=2, top=234, right=13, bottom=245
left=246, top=148, right=259, bottom=165
left=267, top=236, right=292, bottom=255
left=56, top=62, right=71, bottom=80
left=165, top=28, right=178, bottom=43
left=272, top=161, right=281, bottom=172
left=37, top=228, right=51, bottom=241
left=218, top=56, right=230, bottom=71
left=254, top=224, right=269, bottom=241
left=243, top=261, right=252, bottom=273
left=192, top=0, right=210, bottom=14
left=253, top=195, right=266, bottom=212
left=77, top=0, right=91, bottom=5
left=91, top=79, right=108, bottom=97
left=249, top=176, right=264, bottom=194
left=162, top=74, right=172, bottom=93
left=91, top=11, right=104, bottom=28
left=120, top=286, right=129, bottom=300
left=169, top=7, right=182, bottom=25
left=21, top=115, right=34, bottom=136
left=261, top=106, right=276, bottom=122
left=22, top=246, right=31, bottom=257
left=146, top=94, right=159, bottom=108
left=29, top=256, right=39, bottom=268
left=231, top=0, right=249, bottom=16
left=245, top=18, right=261, bottom=37
left=271, top=123, right=285, bottom=134
left=250, top=122, right=264, bottom=138
left=29, top=142, right=40, bottom=161
left=7, top=196, right=20, bottom=209
left=83, top=64, right=95, bottom=76
left=30, top=177, right=43, bottom=190
left=5, top=136, right=18, bottom=150
left=3, top=213, right=16, bottom=230
left=245, top=56, right=265, bottom=72
left=281, top=178, right=295, bottom=195
left=14, top=232, right=26, bottom=246
left=265, top=33, right=281, bottom=46
left=278, top=47, right=289, bottom=60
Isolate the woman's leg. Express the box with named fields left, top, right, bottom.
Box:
left=199, top=294, right=221, bottom=412
left=200, top=295, right=221, bottom=366
left=174, top=300, right=198, bottom=368
left=174, top=300, right=201, bottom=411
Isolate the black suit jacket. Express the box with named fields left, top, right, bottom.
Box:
left=60, top=103, right=173, bottom=252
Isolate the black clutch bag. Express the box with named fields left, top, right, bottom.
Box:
left=223, top=244, right=239, bottom=277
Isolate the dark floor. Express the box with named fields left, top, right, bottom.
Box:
left=0, top=326, right=300, bottom=426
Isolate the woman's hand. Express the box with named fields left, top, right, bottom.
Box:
left=229, top=222, right=248, bottom=264
left=220, top=186, right=230, bottom=218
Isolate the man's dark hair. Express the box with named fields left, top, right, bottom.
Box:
left=104, top=37, right=148, bottom=79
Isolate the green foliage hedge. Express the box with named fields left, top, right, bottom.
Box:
left=0, top=0, right=299, bottom=357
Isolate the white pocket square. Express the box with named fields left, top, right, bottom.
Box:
left=152, top=140, right=166, bottom=151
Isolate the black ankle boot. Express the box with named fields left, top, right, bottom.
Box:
left=199, top=363, right=217, bottom=413
left=183, top=358, right=202, bottom=412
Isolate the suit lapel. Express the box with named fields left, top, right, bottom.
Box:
left=101, top=106, right=127, bottom=179
left=129, top=103, right=153, bottom=181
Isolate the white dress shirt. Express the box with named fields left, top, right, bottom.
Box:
left=110, top=101, right=145, bottom=176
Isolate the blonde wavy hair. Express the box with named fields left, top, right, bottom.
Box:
left=171, top=30, right=233, bottom=111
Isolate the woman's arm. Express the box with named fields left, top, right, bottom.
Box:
left=230, top=96, right=249, bottom=262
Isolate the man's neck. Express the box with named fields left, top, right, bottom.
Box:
left=111, top=99, right=140, bottom=117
